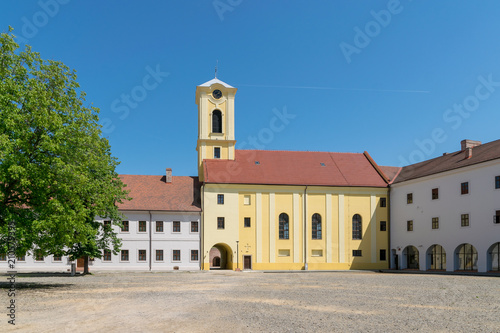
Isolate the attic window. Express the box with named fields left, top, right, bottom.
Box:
left=255, top=161, right=260, bottom=165
left=320, top=163, right=326, bottom=167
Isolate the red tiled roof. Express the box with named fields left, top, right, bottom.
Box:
left=203, top=150, right=388, bottom=187
left=379, top=166, right=402, bottom=184
left=118, top=175, right=201, bottom=211
left=393, top=139, right=500, bottom=183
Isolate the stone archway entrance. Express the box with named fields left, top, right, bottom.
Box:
left=209, top=243, right=233, bottom=270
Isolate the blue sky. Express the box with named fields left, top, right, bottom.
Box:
left=2, top=1, right=500, bottom=176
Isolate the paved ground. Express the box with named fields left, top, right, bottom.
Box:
left=1, top=270, right=499, bottom=332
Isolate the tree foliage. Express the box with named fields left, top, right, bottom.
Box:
left=0, top=27, right=129, bottom=266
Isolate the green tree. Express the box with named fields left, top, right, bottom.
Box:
left=0, top=27, right=129, bottom=273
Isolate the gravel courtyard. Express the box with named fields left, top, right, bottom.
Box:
left=1, top=270, right=499, bottom=332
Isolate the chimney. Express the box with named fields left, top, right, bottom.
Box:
left=166, top=168, right=172, bottom=183
left=465, top=148, right=473, bottom=159
left=461, top=139, right=481, bottom=151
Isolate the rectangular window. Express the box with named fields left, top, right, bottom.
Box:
left=214, top=147, right=221, bottom=159
left=380, top=249, right=387, bottom=261
left=217, top=194, right=224, bottom=204
left=244, top=217, right=251, bottom=228
left=53, top=255, right=62, bottom=262
left=432, top=188, right=439, bottom=200
left=278, top=249, right=290, bottom=257
left=103, top=220, right=111, bottom=232
left=172, top=250, right=181, bottom=261
left=380, top=221, right=387, bottom=231
left=191, top=221, right=199, bottom=233
left=496, top=176, right=500, bottom=189
left=121, top=250, right=129, bottom=261
left=156, top=221, right=164, bottom=232
left=103, top=250, right=111, bottom=261
left=407, top=193, right=413, bottom=204
left=138, top=250, right=146, bottom=261
left=495, top=211, right=500, bottom=224
left=217, top=217, right=225, bottom=229
left=407, top=220, right=413, bottom=231
left=461, top=214, right=470, bottom=227
left=0, top=253, right=6, bottom=261
left=432, top=217, right=439, bottom=229
left=244, top=195, right=251, bottom=205
left=191, top=250, right=199, bottom=261
left=138, top=221, right=147, bottom=232
left=156, top=250, right=164, bottom=261
left=173, top=221, right=181, bottom=232
left=121, top=221, right=129, bottom=232
left=380, top=197, right=387, bottom=207
left=352, top=250, right=362, bottom=257
left=461, top=182, right=469, bottom=195
left=35, top=250, right=44, bottom=261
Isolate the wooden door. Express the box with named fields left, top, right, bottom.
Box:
left=243, top=256, right=251, bottom=270
left=76, top=257, right=85, bottom=271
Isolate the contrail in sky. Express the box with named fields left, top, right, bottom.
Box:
left=236, top=84, right=430, bottom=94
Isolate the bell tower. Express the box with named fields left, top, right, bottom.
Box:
left=196, top=78, right=237, bottom=181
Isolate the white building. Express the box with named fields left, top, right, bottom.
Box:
left=390, top=139, right=500, bottom=273
left=3, top=169, right=202, bottom=272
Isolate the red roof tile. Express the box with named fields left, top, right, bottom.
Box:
left=379, top=166, right=402, bottom=183
left=394, top=139, right=500, bottom=183
left=203, top=150, right=388, bottom=187
left=118, top=175, right=201, bottom=211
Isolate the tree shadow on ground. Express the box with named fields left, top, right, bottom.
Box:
left=0, top=282, right=73, bottom=289
left=4, top=272, right=85, bottom=278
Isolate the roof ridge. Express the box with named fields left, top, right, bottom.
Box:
left=236, top=149, right=364, bottom=155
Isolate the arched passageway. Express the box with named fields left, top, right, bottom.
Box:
left=403, top=245, right=419, bottom=269
left=427, top=244, right=446, bottom=270
left=209, top=243, right=233, bottom=270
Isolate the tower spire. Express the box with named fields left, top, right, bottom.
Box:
left=215, top=60, right=218, bottom=78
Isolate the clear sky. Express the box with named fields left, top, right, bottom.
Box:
left=2, top=1, right=500, bottom=177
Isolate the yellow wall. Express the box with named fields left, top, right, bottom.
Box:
left=202, top=184, right=389, bottom=271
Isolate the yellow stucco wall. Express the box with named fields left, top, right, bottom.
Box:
left=201, top=184, right=389, bottom=271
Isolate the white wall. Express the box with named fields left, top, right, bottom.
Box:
left=1, top=210, right=201, bottom=272
left=390, top=159, right=500, bottom=272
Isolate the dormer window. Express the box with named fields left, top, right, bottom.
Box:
left=320, top=163, right=326, bottom=167
left=255, top=161, right=260, bottom=165
left=212, top=110, right=222, bottom=133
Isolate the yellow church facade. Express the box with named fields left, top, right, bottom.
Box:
left=196, top=78, right=390, bottom=271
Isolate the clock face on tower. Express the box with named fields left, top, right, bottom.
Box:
left=212, top=89, right=222, bottom=99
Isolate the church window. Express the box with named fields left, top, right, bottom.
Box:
left=312, top=213, right=322, bottom=239
left=279, top=213, right=289, bottom=239
left=214, top=147, right=221, bottom=159
left=212, top=110, right=222, bottom=133
left=352, top=214, right=362, bottom=240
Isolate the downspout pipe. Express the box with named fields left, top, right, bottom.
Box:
left=304, top=185, right=308, bottom=270
left=149, top=211, right=152, bottom=271
left=387, top=187, right=392, bottom=270
left=200, top=184, right=204, bottom=271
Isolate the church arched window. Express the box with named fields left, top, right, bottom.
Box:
left=212, top=110, right=222, bottom=133
left=279, top=213, right=289, bottom=239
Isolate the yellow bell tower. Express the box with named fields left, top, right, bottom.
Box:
left=196, top=78, right=237, bottom=181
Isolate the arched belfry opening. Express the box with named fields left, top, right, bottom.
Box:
left=212, top=109, right=222, bottom=133
left=209, top=243, right=233, bottom=270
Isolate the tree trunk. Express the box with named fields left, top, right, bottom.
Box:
left=84, top=255, right=89, bottom=274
